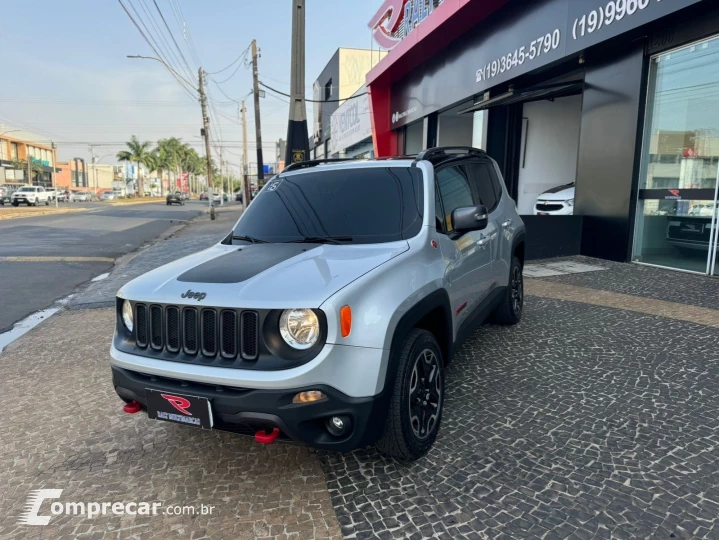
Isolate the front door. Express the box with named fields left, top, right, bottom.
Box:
left=434, top=164, right=495, bottom=331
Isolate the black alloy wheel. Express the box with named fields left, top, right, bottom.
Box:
left=511, top=264, right=524, bottom=317
left=408, top=348, right=443, bottom=440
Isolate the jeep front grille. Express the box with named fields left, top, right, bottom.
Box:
left=134, top=303, right=259, bottom=365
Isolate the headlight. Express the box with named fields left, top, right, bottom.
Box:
left=122, top=300, right=134, bottom=332
left=279, top=309, right=319, bottom=350
left=566, top=199, right=574, bottom=207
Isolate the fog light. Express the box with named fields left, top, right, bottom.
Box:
left=326, top=415, right=352, bottom=437
left=292, top=390, right=327, bottom=404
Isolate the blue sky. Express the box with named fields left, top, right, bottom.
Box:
left=0, top=0, right=381, bottom=169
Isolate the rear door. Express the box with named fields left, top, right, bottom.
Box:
left=434, top=164, right=494, bottom=329
left=464, top=161, right=506, bottom=287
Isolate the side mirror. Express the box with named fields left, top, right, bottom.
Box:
left=451, top=205, right=489, bottom=233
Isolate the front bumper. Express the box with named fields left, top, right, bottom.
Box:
left=112, top=366, right=386, bottom=451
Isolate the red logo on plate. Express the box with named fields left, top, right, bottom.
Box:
left=161, top=394, right=192, bottom=415
left=668, top=190, right=680, bottom=197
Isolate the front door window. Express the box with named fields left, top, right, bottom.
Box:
left=633, top=35, right=719, bottom=274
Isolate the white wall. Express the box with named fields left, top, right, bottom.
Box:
left=405, top=121, right=424, bottom=154
left=517, top=95, right=582, bottom=214
left=437, top=101, right=474, bottom=146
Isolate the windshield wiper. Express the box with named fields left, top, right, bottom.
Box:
left=232, top=235, right=269, bottom=244
left=286, top=236, right=353, bottom=245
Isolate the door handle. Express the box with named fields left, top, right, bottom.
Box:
left=477, top=236, right=490, bottom=246
left=502, top=219, right=513, bottom=227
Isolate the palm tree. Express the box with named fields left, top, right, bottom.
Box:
left=116, top=136, right=152, bottom=197
left=152, top=141, right=177, bottom=196
left=143, top=152, right=160, bottom=196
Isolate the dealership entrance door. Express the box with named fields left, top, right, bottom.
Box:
left=633, top=34, right=719, bottom=276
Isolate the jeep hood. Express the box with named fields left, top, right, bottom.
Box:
left=118, top=241, right=409, bottom=309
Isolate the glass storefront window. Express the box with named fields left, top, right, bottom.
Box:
left=633, top=35, right=719, bottom=274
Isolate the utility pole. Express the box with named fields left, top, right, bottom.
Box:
left=219, top=146, right=224, bottom=206
left=52, top=142, right=58, bottom=207
left=198, top=68, right=213, bottom=194
left=286, top=0, right=310, bottom=166
left=251, top=39, right=264, bottom=186
left=90, top=145, right=97, bottom=196
left=241, top=101, right=250, bottom=207
left=27, top=149, right=32, bottom=186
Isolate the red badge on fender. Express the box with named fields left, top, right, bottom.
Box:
left=161, top=394, right=192, bottom=415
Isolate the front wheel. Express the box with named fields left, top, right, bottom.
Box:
left=491, top=255, right=524, bottom=325
left=45, top=199, right=49, bottom=206
left=376, top=329, right=444, bottom=460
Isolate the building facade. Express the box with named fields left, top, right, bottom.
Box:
left=366, top=0, right=719, bottom=276
left=311, top=48, right=387, bottom=159
left=329, top=85, right=373, bottom=159
left=0, top=128, right=57, bottom=187
left=56, top=159, right=89, bottom=191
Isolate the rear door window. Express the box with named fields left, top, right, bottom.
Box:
left=464, top=162, right=500, bottom=212
left=435, top=165, right=475, bottom=233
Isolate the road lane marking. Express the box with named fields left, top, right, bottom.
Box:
left=0, top=256, right=115, bottom=263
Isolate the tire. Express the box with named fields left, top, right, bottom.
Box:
left=33, top=198, right=39, bottom=207
left=12, top=201, right=18, bottom=207
left=45, top=200, right=49, bottom=206
left=491, top=255, right=524, bottom=325
left=376, top=329, right=444, bottom=460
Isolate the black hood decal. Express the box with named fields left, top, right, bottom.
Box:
left=177, top=244, right=311, bottom=284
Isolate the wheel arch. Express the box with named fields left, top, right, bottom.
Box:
left=512, top=232, right=526, bottom=268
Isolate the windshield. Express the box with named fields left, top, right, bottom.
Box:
left=232, top=166, right=424, bottom=244
left=19, top=187, right=36, bottom=192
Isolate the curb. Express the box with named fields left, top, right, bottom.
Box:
left=0, top=207, right=88, bottom=221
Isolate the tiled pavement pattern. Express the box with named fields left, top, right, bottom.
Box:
left=537, top=256, right=719, bottom=311
left=321, top=262, right=719, bottom=539
left=0, top=309, right=341, bottom=539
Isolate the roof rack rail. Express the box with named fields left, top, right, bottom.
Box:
left=283, top=157, right=361, bottom=173
left=414, top=146, right=486, bottom=164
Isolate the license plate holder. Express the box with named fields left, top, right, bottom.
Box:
left=146, top=389, right=213, bottom=429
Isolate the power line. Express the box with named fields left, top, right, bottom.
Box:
left=151, top=0, right=195, bottom=78
left=206, top=43, right=251, bottom=76
left=118, top=0, right=197, bottom=102
left=260, top=81, right=367, bottom=103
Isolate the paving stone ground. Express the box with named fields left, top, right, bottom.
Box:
left=2, top=227, right=719, bottom=539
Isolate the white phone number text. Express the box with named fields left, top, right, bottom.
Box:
left=573, top=0, right=658, bottom=40
left=476, top=30, right=561, bottom=83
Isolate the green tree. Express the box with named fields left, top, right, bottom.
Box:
left=116, top=136, right=152, bottom=197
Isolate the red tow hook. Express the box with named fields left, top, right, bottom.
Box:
left=123, top=400, right=142, bottom=414
left=255, top=427, right=280, bottom=444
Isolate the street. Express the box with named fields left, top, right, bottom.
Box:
left=0, top=200, right=216, bottom=332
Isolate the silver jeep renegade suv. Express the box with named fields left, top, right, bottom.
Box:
left=111, top=147, right=526, bottom=460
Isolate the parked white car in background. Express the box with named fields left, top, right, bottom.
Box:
left=11, top=186, right=52, bottom=206
left=101, top=192, right=116, bottom=201
left=533, top=183, right=575, bottom=215
left=73, top=191, right=91, bottom=202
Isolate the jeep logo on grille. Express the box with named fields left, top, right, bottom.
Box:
left=181, top=290, right=207, bottom=301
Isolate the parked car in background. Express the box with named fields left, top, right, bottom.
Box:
left=11, top=186, right=52, bottom=206
left=56, top=190, right=73, bottom=202
left=180, top=192, right=190, bottom=200
left=44, top=188, right=60, bottom=202
left=199, top=192, right=208, bottom=201
left=0, top=186, right=17, bottom=205
left=101, top=191, right=116, bottom=201
left=166, top=191, right=184, bottom=206
left=534, top=183, right=575, bottom=215
left=234, top=191, right=243, bottom=203
left=74, top=191, right=91, bottom=202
